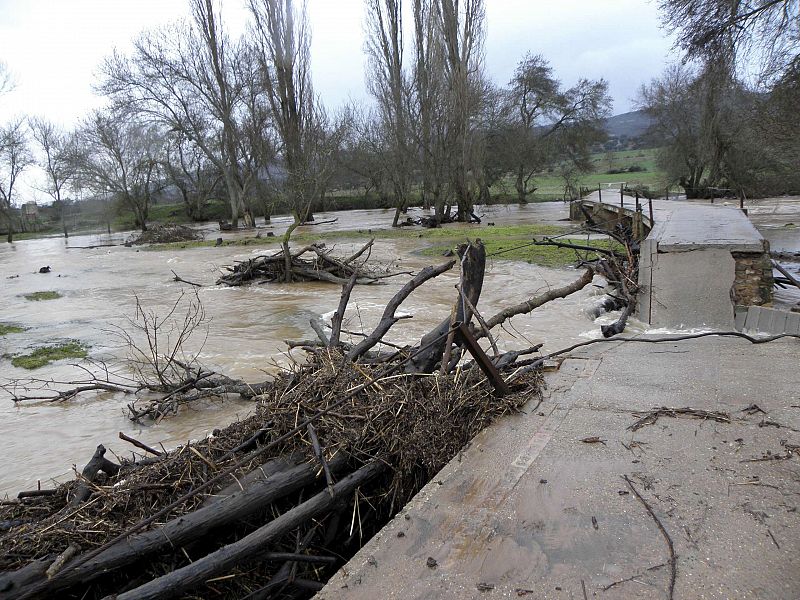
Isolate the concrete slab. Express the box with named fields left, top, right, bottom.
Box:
left=648, top=248, right=736, bottom=329
left=740, top=306, right=800, bottom=335
left=319, top=337, right=800, bottom=600
left=653, top=203, right=766, bottom=253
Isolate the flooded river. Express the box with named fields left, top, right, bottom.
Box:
left=1, top=199, right=797, bottom=496
left=0, top=202, right=610, bottom=496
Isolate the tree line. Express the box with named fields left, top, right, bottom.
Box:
left=0, top=0, right=611, bottom=242
left=641, top=0, right=800, bottom=199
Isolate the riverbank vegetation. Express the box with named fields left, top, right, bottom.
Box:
left=23, top=291, right=61, bottom=301
left=8, top=341, right=88, bottom=370
left=0, top=323, right=27, bottom=336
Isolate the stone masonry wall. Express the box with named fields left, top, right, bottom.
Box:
left=732, top=251, right=773, bottom=306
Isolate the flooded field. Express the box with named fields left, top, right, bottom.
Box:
left=0, top=202, right=609, bottom=496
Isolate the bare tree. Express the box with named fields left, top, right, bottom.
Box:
left=364, top=0, right=413, bottom=226
left=99, top=0, right=257, bottom=228
left=0, top=118, right=32, bottom=243
left=0, top=60, right=14, bottom=97
left=162, top=131, right=222, bottom=221
left=437, top=0, right=486, bottom=222
left=249, top=0, right=344, bottom=280
left=74, top=111, right=165, bottom=232
left=410, top=0, right=452, bottom=218
left=29, top=117, right=77, bottom=237
left=339, top=107, right=393, bottom=206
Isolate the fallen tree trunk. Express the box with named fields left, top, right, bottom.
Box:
left=406, top=243, right=486, bottom=373
left=10, top=456, right=346, bottom=600
left=108, top=461, right=385, bottom=600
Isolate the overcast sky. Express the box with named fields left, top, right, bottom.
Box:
left=0, top=0, right=674, bottom=126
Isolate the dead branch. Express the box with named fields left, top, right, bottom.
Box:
left=623, top=475, right=676, bottom=600
left=628, top=407, right=731, bottom=431
left=346, top=259, right=456, bottom=361
left=329, top=271, right=359, bottom=347
left=481, top=269, right=594, bottom=334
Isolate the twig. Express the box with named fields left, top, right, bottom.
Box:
left=601, top=562, right=667, bottom=591
left=171, top=270, right=203, bottom=287
left=623, top=475, right=676, bottom=600
left=118, top=431, right=164, bottom=457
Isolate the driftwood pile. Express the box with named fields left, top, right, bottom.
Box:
left=4, top=241, right=605, bottom=600
left=398, top=210, right=481, bottom=229
left=127, top=224, right=203, bottom=246
left=216, top=239, right=397, bottom=286
left=0, top=351, right=538, bottom=600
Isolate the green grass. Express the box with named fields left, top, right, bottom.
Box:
left=149, top=223, right=563, bottom=250
left=0, top=323, right=27, bottom=336
left=490, top=147, right=668, bottom=199
left=10, top=341, right=88, bottom=370
left=24, top=291, right=62, bottom=301
left=419, top=237, right=621, bottom=268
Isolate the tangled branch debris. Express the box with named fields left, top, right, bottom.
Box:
left=216, top=239, right=403, bottom=286
left=126, top=224, right=203, bottom=246
left=628, top=407, right=732, bottom=431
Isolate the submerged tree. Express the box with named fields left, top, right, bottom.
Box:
left=438, top=0, right=486, bottom=221
left=0, top=119, right=32, bottom=243
left=74, top=111, right=165, bottom=232
left=364, top=0, right=414, bottom=226
left=249, top=0, right=344, bottom=280
left=29, top=117, right=77, bottom=237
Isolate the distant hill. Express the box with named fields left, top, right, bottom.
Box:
left=604, top=110, right=654, bottom=138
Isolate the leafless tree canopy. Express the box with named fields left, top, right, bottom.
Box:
left=0, top=60, right=14, bottom=97
left=29, top=117, right=78, bottom=237
left=659, top=0, right=799, bottom=82
left=99, top=0, right=260, bottom=228
left=0, top=119, right=33, bottom=243
left=73, top=111, right=166, bottom=232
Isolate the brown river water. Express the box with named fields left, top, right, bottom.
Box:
left=1, top=200, right=797, bottom=496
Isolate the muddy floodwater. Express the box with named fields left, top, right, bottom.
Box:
left=0, top=202, right=606, bottom=496
left=1, top=199, right=797, bottom=496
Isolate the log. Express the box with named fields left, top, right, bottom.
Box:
left=346, top=259, right=456, bottom=361
left=0, top=557, right=53, bottom=596
left=329, top=271, right=359, bottom=347
left=481, top=269, right=594, bottom=334
left=773, top=261, right=800, bottom=289
left=15, top=456, right=346, bottom=600
left=601, top=302, right=634, bottom=337
left=202, top=453, right=303, bottom=506
left=107, top=461, right=385, bottom=600
left=71, top=445, right=120, bottom=505
left=406, top=243, right=486, bottom=373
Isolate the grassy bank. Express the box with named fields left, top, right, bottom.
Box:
left=24, top=291, right=62, bottom=301
left=150, top=223, right=619, bottom=269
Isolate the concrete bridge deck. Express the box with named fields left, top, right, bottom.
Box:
left=318, top=337, right=800, bottom=600
left=634, top=197, right=772, bottom=329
